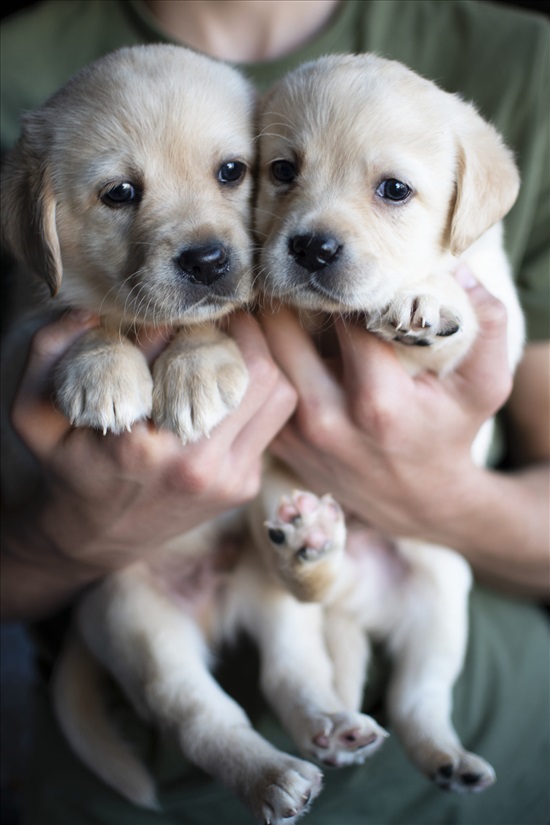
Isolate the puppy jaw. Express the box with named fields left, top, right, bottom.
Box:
left=256, top=54, right=519, bottom=315
left=1, top=44, right=256, bottom=326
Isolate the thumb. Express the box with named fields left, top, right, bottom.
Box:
left=451, top=265, right=513, bottom=414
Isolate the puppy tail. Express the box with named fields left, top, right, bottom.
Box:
left=51, top=631, right=160, bottom=810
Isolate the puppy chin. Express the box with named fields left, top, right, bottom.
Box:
left=261, top=250, right=390, bottom=315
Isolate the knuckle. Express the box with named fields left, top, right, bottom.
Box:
left=295, top=401, right=342, bottom=449
left=273, top=375, right=298, bottom=414
left=479, top=295, right=508, bottom=334
left=248, top=350, right=279, bottom=391
left=350, top=393, right=397, bottom=438
left=235, top=462, right=263, bottom=502
left=488, top=370, right=514, bottom=410
left=28, top=324, right=60, bottom=362
left=169, top=454, right=212, bottom=496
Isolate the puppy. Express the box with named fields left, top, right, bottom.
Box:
left=252, top=53, right=525, bottom=793
left=2, top=44, right=254, bottom=444
left=2, top=46, right=387, bottom=825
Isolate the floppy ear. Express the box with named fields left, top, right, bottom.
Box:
left=1, top=120, right=62, bottom=297
left=449, top=100, right=520, bottom=256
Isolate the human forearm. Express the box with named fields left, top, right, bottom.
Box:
left=1, top=509, right=103, bottom=620
left=421, top=463, right=550, bottom=597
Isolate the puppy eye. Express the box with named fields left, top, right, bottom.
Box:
left=376, top=179, right=412, bottom=203
left=271, top=160, right=297, bottom=184
left=217, top=161, right=246, bottom=185
left=101, top=182, right=140, bottom=207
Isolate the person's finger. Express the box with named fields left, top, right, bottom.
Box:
left=230, top=370, right=297, bottom=461
left=335, top=317, right=414, bottom=434
left=10, top=311, right=99, bottom=455
left=133, top=324, right=174, bottom=364
left=260, top=305, right=344, bottom=408
left=450, top=267, right=512, bottom=413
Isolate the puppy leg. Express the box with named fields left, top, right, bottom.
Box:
left=236, top=568, right=387, bottom=769
left=77, top=564, right=322, bottom=825
left=54, top=328, right=153, bottom=433
left=249, top=460, right=347, bottom=603
left=386, top=542, right=495, bottom=793
left=152, top=324, right=248, bottom=442
left=324, top=607, right=372, bottom=713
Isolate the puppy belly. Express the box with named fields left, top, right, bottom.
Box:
left=148, top=534, right=244, bottom=638
left=337, top=522, right=411, bottom=628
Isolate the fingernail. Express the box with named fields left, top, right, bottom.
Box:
left=455, top=264, right=478, bottom=290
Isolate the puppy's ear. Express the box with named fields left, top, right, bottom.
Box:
left=449, top=100, right=520, bottom=256
left=1, top=119, right=62, bottom=297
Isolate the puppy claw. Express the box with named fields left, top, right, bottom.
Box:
left=367, top=292, right=463, bottom=349
left=54, top=332, right=153, bottom=435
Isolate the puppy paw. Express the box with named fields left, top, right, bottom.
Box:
left=367, top=293, right=462, bottom=348
left=265, top=491, right=346, bottom=565
left=152, top=335, right=248, bottom=442
left=54, top=332, right=153, bottom=434
left=429, top=749, right=496, bottom=794
left=300, top=711, right=388, bottom=768
left=255, top=758, right=323, bottom=825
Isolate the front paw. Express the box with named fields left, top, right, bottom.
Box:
left=152, top=336, right=248, bottom=442
left=54, top=332, right=153, bottom=434
left=367, top=293, right=462, bottom=348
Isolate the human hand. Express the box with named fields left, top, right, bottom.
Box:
left=260, top=276, right=512, bottom=543
left=2, top=310, right=296, bottom=617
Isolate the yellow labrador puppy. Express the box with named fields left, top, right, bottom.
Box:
left=253, top=54, right=525, bottom=793
left=2, top=45, right=345, bottom=824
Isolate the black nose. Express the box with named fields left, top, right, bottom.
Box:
left=176, top=243, right=229, bottom=285
left=289, top=233, right=341, bottom=273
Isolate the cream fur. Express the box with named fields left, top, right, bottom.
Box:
left=251, top=53, right=525, bottom=793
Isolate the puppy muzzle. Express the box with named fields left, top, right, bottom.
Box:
left=176, top=242, right=230, bottom=286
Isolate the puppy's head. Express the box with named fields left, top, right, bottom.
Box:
left=1, top=44, right=256, bottom=325
left=256, top=54, right=519, bottom=313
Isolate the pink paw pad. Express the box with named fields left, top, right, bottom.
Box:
left=309, top=713, right=388, bottom=767
left=266, top=490, right=345, bottom=562
left=278, top=491, right=319, bottom=523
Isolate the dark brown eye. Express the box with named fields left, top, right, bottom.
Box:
left=217, top=161, right=246, bottom=185
left=376, top=179, right=412, bottom=202
left=101, top=181, right=141, bottom=207
left=271, top=159, right=297, bottom=184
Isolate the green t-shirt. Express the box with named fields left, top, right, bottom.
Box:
left=2, top=0, right=549, bottom=340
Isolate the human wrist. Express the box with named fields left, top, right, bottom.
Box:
left=421, top=462, right=550, bottom=595
left=1, top=506, right=103, bottom=620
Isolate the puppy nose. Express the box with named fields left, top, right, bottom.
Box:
left=289, top=234, right=341, bottom=273
left=176, top=243, right=229, bottom=285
